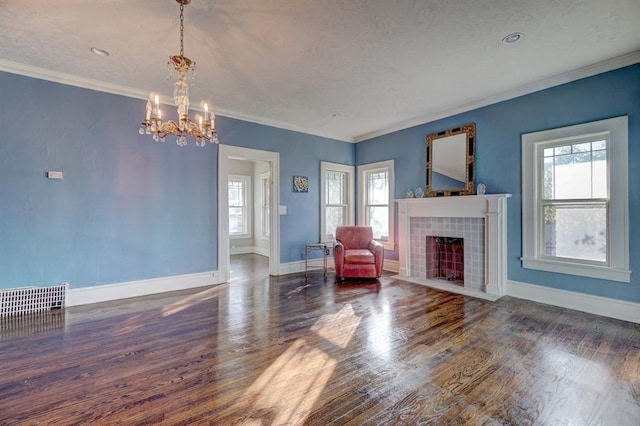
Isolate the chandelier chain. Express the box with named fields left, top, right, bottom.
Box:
left=179, top=2, right=185, bottom=57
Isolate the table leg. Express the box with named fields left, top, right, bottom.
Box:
left=323, top=245, right=327, bottom=278
left=304, top=246, right=308, bottom=278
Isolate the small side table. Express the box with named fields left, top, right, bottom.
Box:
left=305, top=242, right=331, bottom=278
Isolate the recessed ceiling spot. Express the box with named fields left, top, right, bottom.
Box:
left=90, top=47, right=110, bottom=56
left=502, top=32, right=523, bottom=44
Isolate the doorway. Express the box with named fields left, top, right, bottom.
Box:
left=218, top=145, right=280, bottom=283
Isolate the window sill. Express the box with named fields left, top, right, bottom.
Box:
left=522, top=257, right=631, bottom=283
left=380, top=241, right=396, bottom=251
left=230, top=233, right=253, bottom=240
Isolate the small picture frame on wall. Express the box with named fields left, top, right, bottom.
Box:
left=293, top=176, right=309, bottom=192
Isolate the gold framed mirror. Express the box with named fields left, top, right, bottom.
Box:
left=426, top=123, right=475, bottom=196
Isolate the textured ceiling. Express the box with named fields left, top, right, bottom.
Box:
left=0, top=0, right=639, bottom=142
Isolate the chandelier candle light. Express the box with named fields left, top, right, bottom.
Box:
left=139, top=0, right=219, bottom=147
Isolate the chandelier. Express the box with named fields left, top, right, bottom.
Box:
left=139, top=0, right=219, bottom=147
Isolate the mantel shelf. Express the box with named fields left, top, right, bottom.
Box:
left=395, top=193, right=512, bottom=203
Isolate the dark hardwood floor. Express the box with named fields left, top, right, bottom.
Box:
left=1, top=254, right=638, bottom=425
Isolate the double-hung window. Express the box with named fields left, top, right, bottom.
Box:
left=320, top=162, right=354, bottom=241
left=358, top=160, right=395, bottom=250
left=228, top=175, right=251, bottom=237
left=521, top=116, right=629, bottom=282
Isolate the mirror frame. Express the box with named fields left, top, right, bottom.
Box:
left=425, top=123, right=476, bottom=197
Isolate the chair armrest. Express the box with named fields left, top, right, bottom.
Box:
left=334, top=241, right=345, bottom=275
left=368, top=239, right=383, bottom=255
left=368, top=240, right=384, bottom=277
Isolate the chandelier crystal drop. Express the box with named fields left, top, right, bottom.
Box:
left=139, top=0, right=219, bottom=147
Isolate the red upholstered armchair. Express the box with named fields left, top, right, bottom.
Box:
left=334, top=226, right=384, bottom=279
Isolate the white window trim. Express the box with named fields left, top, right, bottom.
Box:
left=521, top=116, right=630, bottom=282
left=357, top=159, right=395, bottom=251
left=320, top=162, right=355, bottom=243
left=228, top=174, right=252, bottom=238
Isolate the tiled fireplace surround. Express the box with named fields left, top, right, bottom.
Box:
left=396, top=194, right=511, bottom=300
left=412, top=218, right=484, bottom=290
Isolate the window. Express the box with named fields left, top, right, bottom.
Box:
left=358, top=160, right=395, bottom=250
left=320, top=162, right=354, bottom=241
left=541, top=140, right=607, bottom=262
left=522, top=116, right=629, bottom=282
left=228, top=175, right=251, bottom=237
left=260, top=172, right=270, bottom=238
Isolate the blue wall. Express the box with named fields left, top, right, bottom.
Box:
left=356, top=64, right=640, bottom=303
left=0, top=71, right=352, bottom=290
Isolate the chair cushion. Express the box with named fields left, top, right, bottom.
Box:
left=344, top=249, right=375, bottom=264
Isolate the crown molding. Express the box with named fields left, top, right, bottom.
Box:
left=354, top=50, right=640, bottom=143
left=0, top=58, right=354, bottom=143
left=0, top=58, right=151, bottom=100
left=212, top=107, right=355, bottom=143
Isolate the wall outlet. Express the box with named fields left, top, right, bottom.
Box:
left=47, top=171, right=63, bottom=179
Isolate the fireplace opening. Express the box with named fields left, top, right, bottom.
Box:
left=426, top=236, right=464, bottom=286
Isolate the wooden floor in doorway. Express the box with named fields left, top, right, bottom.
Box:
left=0, top=254, right=638, bottom=425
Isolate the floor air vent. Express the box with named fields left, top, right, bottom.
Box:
left=0, top=284, right=68, bottom=317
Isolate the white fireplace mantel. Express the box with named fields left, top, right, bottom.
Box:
left=396, top=194, right=511, bottom=299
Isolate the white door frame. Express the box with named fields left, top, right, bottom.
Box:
left=218, top=145, right=280, bottom=282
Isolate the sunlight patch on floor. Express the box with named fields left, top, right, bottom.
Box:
left=536, top=347, right=618, bottom=424
left=311, top=303, right=361, bottom=349
left=238, top=304, right=361, bottom=424
left=112, top=314, right=144, bottom=336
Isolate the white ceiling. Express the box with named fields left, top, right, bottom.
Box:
left=1, top=0, right=639, bottom=142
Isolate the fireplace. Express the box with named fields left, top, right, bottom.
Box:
left=396, top=194, right=511, bottom=300
left=410, top=217, right=484, bottom=291
left=427, top=237, right=464, bottom=285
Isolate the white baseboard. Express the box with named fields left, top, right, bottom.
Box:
left=230, top=246, right=253, bottom=255
left=230, top=246, right=271, bottom=256
left=279, top=258, right=335, bottom=275
left=278, top=260, right=305, bottom=275
left=254, top=247, right=270, bottom=257
left=507, top=280, right=640, bottom=324
left=384, top=260, right=399, bottom=273
left=67, top=270, right=222, bottom=307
